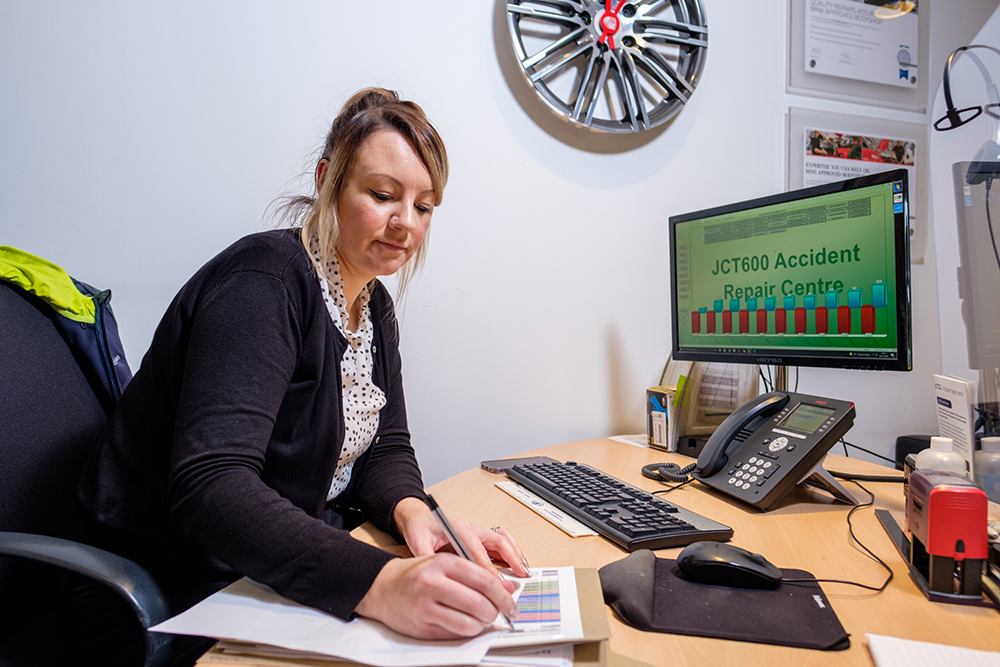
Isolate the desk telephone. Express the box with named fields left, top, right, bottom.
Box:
left=688, top=391, right=858, bottom=510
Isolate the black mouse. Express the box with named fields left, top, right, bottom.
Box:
left=676, top=541, right=783, bottom=589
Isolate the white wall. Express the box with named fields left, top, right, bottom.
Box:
left=931, top=9, right=1000, bottom=383
left=1, top=1, right=988, bottom=484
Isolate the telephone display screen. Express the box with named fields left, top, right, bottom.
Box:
left=779, top=403, right=834, bottom=434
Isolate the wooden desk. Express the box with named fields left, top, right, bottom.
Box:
left=357, top=438, right=999, bottom=666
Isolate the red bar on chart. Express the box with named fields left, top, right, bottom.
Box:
left=838, top=306, right=851, bottom=333
left=815, top=307, right=828, bottom=334
left=707, top=312, right=716, bottom=334
left=775, top=308, right=786, bottom=334
left=861, top=305, right=875, bottom=333
left=723, top=311, right=733, bottom=334
left=739, top=310, right=749, bottom=334
left=756, top=309, right=768, bottom=333
left=795, top=308, right=806, bottom=333
left=692, top=312, right=701, bottom=334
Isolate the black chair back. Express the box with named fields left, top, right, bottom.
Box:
left=0, top=281, right=109, bottom=653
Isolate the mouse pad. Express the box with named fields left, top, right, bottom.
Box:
left=598, top=550, right=850, bottom=650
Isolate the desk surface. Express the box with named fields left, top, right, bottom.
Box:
left=356, top=438, right=1000, bottom=666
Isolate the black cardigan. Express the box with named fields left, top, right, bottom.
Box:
left=77, top=229, right=426, bottom=619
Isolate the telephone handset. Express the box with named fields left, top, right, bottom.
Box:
left=690, top=391, right=858, bottom=510
left=696, top=392, right=791, bottom=477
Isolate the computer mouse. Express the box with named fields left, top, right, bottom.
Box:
left=676, top=541, right=783, bottom=590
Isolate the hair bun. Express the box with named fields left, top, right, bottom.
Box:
left=341, top=87, right=400, bottom=116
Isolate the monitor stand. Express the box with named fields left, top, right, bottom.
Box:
left=774, top=365, right=788, bottom=392
left=772, top=364, right=858, bottom=506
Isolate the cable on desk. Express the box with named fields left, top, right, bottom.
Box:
left=831, top=471, right=905, bottom=483
left=782, top=481, right=894, bottom=593
left=641, top=461, right=696, bottom=485
left=839, top=438, right=899, bottom=467
left=653, top=478, right=696, bottom=495
left=830, top=438, right=906, bottom=482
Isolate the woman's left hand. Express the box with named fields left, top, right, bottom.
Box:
left=393, top=497, right=531, bottom=578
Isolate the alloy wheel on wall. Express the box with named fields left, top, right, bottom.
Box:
left=507, top=0, right=708, bottom=134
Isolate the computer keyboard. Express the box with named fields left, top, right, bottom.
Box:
left=506, top=460, right=733, bottom=551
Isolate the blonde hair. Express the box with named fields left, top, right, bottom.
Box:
left=278, top=88, right=448, bottom=295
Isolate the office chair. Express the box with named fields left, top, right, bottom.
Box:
left=0, top=280, right=173, bottom=667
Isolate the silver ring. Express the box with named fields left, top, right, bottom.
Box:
left=490, top=526, right=501, bottom=533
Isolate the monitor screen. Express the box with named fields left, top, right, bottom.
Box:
left=669, top=169, right=912, bottom=371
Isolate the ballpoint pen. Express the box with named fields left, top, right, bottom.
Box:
left=424, top=494, right=517, bottom=632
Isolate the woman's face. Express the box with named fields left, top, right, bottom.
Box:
left=332, top=130, right=435, bottom=288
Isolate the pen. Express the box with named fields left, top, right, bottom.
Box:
left=424, top=494, right=516, bottom=632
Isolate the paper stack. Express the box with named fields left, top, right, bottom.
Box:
left=151, top=567, right=605, bottom=667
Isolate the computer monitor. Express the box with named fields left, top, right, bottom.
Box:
left=669, top=169, right=912, bottom=372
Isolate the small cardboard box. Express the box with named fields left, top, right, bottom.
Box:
left=646, top=386, right=673, bottom=451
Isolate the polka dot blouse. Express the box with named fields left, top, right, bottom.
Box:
left=309, top=237, right=387, bottom=501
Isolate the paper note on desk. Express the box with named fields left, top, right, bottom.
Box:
left=867, top=634, right=1000, bottom=667
left=150, top=578, right=497, bottom=667
left=492, top=567, right=584, bottom=649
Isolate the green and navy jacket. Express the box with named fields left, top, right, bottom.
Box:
left=0, top=246, right=132, bottom=415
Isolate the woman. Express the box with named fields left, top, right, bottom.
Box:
left=74, top=88, right=528, bottom=663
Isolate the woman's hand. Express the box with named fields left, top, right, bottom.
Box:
left=392, top=497, right=531, bottom=578
left=354, top=553, right=519, bottom=639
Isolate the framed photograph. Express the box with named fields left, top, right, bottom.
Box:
left=787, top=0, right=929, bottom=113
left=787, top=107, right=929, bottom=263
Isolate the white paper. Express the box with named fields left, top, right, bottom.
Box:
left=607, top=434, right=649, bottom=448
left=149, top=578, right=498, bottom=667
left=491, top=567, right=585, bottom=649
left=805, top=0, right=918, bottom=88
left=933, top=374, right=978, bottom=479
left=867, top=633, right=1000, bottom=667
left=482, top=644, right=575, bottom=667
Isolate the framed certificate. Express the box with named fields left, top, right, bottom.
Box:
left=787, top=0, right=929, bottom=112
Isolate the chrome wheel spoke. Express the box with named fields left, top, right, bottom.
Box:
left=508, top=3, right=584, bottom=29
left=635, top=47, right=693, bottom=99
left=640, top=0, right=672, bottom=13
left=571, top=51, right=606, bottom=123
left=618, top=53, right=649, bottom=130
left=529, top=40, right=594, bottom=83
left=637, top=19, right=708, bottom=48
left=627, top=55, right=652, bottom=129
left=523, top=27, right=589, bottom=69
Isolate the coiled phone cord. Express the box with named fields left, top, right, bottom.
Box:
left=641, top=461, right=696, bottom=484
